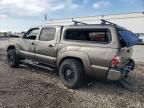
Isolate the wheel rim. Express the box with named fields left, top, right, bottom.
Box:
left=8, top=54, right=14, bottom=65
left=63, top=64, right=75, bottom=82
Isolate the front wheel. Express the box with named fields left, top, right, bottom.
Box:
left=59, top=59, right=84, bottom=89
left=7, top=49, right=20, bottom=68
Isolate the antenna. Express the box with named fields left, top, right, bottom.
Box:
left=44, top=14, right=47, bottom=21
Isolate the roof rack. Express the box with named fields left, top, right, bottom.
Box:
left=72, top=19, right=88, bottom=25
left=101, top=19, right=128, bottom=30
left=101, top=19, right=116, bottom=25
left=71, top=19, right=118, bottom=26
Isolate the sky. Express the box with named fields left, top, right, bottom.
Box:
left=0, top=0, right=144, bottom=32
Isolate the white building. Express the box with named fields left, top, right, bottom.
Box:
left=46, top=12, right=144, bottom=33
left=0, top=29, right=7, bottom=33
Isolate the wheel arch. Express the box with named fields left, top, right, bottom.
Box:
left=57, top=51, right=92, bottom=75
left=59, top=56, right=83, bottom=67
left=7, top=45, right=16, bottom=52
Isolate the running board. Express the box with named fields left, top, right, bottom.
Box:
left=21, top=60, right=55, bottom=72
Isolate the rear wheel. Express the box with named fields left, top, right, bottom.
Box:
left=7, top=49, right=20, bottom=68
left=59, top=59, right=84, bottom=89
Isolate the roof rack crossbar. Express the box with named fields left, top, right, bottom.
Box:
left=101, top=19, right=116, bottom=25
left=72, top=19, right=88, bottom=25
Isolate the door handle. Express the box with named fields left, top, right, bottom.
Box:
left=127, top=49, right=130, bottom=53
left=48, top=44, right=53, bottom=47
left=31, top=42, right=35, bottom=45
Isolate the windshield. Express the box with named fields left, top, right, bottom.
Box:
left=118, top=30, right=140, bottom=47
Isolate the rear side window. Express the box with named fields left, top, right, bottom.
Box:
left=65, top=29, right=110, bottom=43
left=39, top=28, right=56, bottom=41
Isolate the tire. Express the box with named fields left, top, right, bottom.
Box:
left=7, top=49, right=20, bottom=68
left=59, top=59, right=84, bottom=89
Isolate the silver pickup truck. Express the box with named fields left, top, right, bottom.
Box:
left=7, top=20, right=139, bottom=89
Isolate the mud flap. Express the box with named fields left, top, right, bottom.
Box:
left=119, top=78, right=136, bottom=92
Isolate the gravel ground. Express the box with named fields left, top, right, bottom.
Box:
left=0, top=40, right=144, bottom=108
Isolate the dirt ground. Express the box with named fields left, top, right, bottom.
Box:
left=0, top=48, right=144, bottom=108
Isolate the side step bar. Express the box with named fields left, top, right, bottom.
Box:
left=21, top=60, right=55, bottom=72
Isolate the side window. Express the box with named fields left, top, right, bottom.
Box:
left=24, top=28, right=39, bottom=40
left=65, top=29, right=110, bottom=43
left=39, top=28, right=56, bottom=41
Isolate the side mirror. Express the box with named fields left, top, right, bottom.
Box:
left=22, top=32, right=26, bottom=38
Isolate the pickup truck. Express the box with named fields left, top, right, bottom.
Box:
left=7, top=20, right=140, bottom=88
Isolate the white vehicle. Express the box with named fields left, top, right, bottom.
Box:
left=136, top=33, right=144, bottom=44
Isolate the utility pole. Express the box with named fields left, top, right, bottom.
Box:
left=44, top=14, right=47, bottom=21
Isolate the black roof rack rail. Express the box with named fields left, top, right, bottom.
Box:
left=71, top=19, right=118, bottom=26
left=101, top=19, right=128, bottom=30
left=101, top=19, right=117, bottom=25
left=72, top=19, right=88, bottom=25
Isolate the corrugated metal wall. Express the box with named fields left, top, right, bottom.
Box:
left=46, top=12, right=144, bottom=33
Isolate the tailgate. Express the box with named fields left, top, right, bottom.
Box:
left=119, top=47, right=133, bottom=64
left=117, top=29, right=140, bottom=64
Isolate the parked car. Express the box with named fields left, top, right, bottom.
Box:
left=8, top=34, right=18, bottom=38
left=0, top=32, right=7, bottom=38
left=136, top=33, right=144, bottom=44
left=6, top=20, right=140, bottom=89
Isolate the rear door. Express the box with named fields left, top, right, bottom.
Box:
left=34, top=27, right=58, bottom=66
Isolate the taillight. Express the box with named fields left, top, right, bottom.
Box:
left=111, top=56, right=121, bottom=67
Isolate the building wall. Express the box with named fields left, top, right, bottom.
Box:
left=46, top=12, right=144, bottom=33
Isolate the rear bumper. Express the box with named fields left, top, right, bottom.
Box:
left=107, top=69, right=121, bottom=80
left=107, top=59, right=135, bottom=80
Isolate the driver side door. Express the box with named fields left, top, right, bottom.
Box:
left=19, top=28, right=40, bottom=60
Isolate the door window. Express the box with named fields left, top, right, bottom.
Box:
left=24, top=28, right=39, bottom=40
left=39, top=28, right=56, bottom=41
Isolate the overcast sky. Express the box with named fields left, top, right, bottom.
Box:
left=0, top=0, right=144, bottom=32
